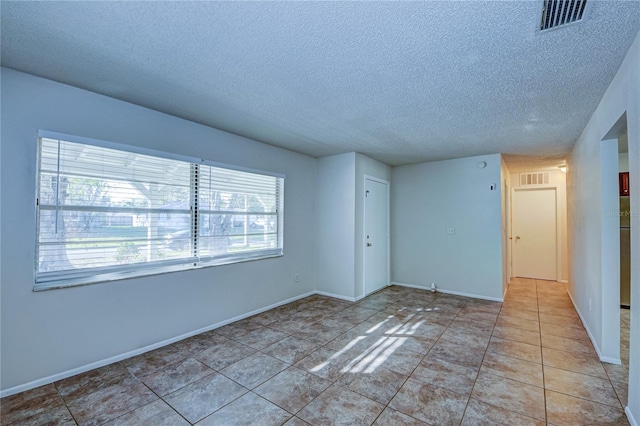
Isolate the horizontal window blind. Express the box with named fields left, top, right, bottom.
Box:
left=35, top=135, right=284, bottom=289
left=197, top=164, right=282, bottom=261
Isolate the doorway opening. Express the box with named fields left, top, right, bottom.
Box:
left=601, top=113, right=631, bottom=408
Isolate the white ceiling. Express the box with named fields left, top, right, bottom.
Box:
left=1, top=1, right=639, bottom=168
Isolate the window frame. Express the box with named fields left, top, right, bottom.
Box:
left=34, top=130, right=285, bottom=291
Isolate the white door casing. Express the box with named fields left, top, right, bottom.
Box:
left=364, top=176, right=389, bottom=295
left=512, top=187, right=558, bottom=281
left=504, top=180, right=511, bottom=284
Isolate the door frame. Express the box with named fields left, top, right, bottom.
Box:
left=504, top=180, right=511, bottom=285
left=511, top=185, right=561, bottom=281
left=362, top=175, right=390, bottom=296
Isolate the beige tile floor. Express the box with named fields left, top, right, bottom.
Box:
left=1, top=279, right=632, bottom=425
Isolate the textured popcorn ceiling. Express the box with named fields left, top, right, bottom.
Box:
left=1, top=1, right=639, bottom=167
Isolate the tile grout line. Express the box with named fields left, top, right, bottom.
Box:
left=146, top=383, right=193, bottom=426
left=266, top=293, right=408, bottom=425
left=456, top=300, right=491, bottom=425
left=8, top=285, right=627, bottom=425
left=305, top=291, right=445, bottom=425
left=432, top=295, right=500, bottom=426
left=541, top=285, right=624, bottom=410
left=370, top=292, right=449, bottom=425
left=227, top=298, right=360, bottom=424
left=237, top=285, right=618, bottom=424
left=332, top=293, right=436, bottom=425
left=463, top=292, right=540, bottom=424
left=51, top=380, right=81, bottom=426
left=536, top=280, right=550, bottom=426
left=124, top=362, right=221, bottom=425
left=370, top=291, right=458, bottom=426
left=537, top=279, right=627, bottom=422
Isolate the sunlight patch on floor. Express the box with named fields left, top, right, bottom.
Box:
left=310, top=335, right=366, bottom=373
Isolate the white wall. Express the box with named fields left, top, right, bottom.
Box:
left=315, top=152, right=391, bottom=300
left=315, top=153, right=356, bottom=300
left=0, top=68, right=318, bottom=393
left=354, top=153, right=391, bottom=299
left=620, top=152, right=630, bottom=172
left=600, top=139, right=621, bottom=362
left=509, top=169, right=569, bottom=283
left=391, top=154, right=504, bottom=300
left=568, top=32, right=639, bottom=424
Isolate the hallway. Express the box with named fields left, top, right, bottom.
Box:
left=505, top=278, right=629, bottom=425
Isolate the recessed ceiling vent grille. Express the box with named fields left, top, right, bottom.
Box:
left=540, top=0, right=588, bottom=31
left=520, top=172, right=550, bottom=186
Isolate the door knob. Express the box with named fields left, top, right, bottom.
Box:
left=516, top=236, right=521, bottom=240
left=366, top=243, right=372, bottom=247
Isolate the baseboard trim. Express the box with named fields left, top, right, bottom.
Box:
left=390, top=281, right=429, bottom=290
left=559, top=279, right=569, bottom=283
left=437, top=288, right=504, bottom=302
left=0, top=290, right=316, bottom=398
left=315, top=290, right=357, bottom=302
left=566, top=290, right=621, bottom=365
left=600, top=355, right=622, bottom=365
left=391, top=282, right=503, bottom=302
left=626, top=406, right=638, bottom=426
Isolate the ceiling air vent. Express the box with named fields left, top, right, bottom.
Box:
left=539, top=0, right=589, bottom=32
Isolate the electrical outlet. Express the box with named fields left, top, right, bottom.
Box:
left=294, top=274, right=300, bottom=283
left=446, top=227, right=455, bottom=235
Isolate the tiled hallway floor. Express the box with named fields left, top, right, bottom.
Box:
left=2, top=280, right=631, bottom=425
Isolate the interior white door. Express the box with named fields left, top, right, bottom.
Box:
left=513, top=188, right=557, bottom=280
left=364, top=178, right=389, bottom=295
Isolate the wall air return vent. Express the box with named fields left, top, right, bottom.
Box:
left=520, top=172, right=550, bottom=186
left=539, top=0, right=589, bottom=32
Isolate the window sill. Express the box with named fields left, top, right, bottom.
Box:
left=34, top=250, right=283, bottom=291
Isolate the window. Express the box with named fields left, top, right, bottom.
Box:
left=35, top=132, right=284, bottom=290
